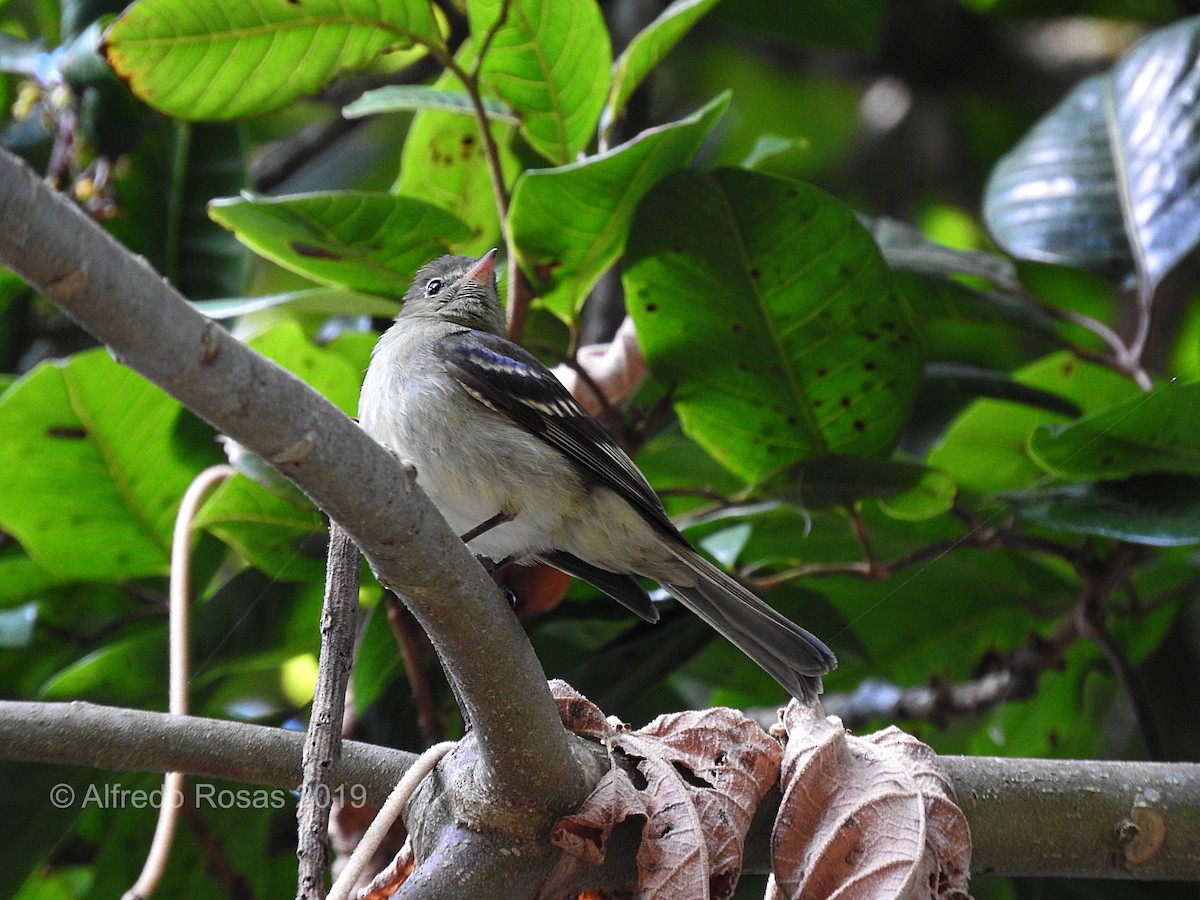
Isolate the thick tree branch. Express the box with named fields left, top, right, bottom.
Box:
left=0, top=148, right=591, bottom=821
left=2, top=701, right=1199, bottom=882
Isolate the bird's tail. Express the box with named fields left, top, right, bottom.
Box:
left=661, top=546, right=836, bottom=702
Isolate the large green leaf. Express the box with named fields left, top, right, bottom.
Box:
left=103, top=0, right=440, bottom=120
left=1029, top=381, right=1200, bottom=480
left=472, top=0, right=610, bottom=163
left=928, top=352, right=1142, bottom=496
left=985, top=16, right=1200, bottom=292
left=208, top=191, right=471, bottom=297
left=0, top=351, right=218, bottom=581
left=600, top=0, right=720, bottom=138
left=625, top=168, right=922, bottom=483
left=510, top=93, right=728, bottom=322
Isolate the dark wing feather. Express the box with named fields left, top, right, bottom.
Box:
left=436, top=330, right=681, bottom=539
left=536, top=551, right=659, bottom=622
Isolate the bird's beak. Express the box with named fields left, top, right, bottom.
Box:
left=463, top=248, right=498, bottom=286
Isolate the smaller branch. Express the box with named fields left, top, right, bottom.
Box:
left=328, top=741, right=456, bottom=900
left=744, top=520, right=1083, bottom=588
left=384, top=594, right=445, bottom=745
left=125, top=464, right=232, bottom=900
left=298, top=524, right=362, bottom=900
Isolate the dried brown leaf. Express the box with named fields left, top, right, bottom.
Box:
left=771, top=702, right=972, bottom=900
left=547, top=685, right=781, bottom=898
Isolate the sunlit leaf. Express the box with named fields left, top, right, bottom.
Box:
left=601, top=0, right=720, bottom=138
left=626, top=169, right=922, bottom=482
left=394, top=47, right=520, bottom=257
left=472, top=0, right=610, bottom=163
left=0, top=351, right=219, bottom=580
left=510, top=94, right=728, bottom=322
left=208, top=191, right=471, bottom=297
left=1029, top=381, right=1200, bottom=480
left=928, top=352, right=1142, bottom=495
left=103, top=0, right=440, bottom=120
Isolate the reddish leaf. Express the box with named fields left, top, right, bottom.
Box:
left=770, top=702, right=972, bottom=899
left=547, top=682, right=780, bottom=898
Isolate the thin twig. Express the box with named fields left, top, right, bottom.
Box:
left=124, top=464, right=233, bottom=900
left=297, top=524, right=363, bottom=900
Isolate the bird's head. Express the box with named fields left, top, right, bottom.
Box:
left=399, top=249, right=504, bottom=335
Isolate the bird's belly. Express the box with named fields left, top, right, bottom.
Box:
left=384, top=387, right=581, bottom=562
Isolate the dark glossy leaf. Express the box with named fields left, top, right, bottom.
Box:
left=109, top=122, right=249, bottom=300
left=103, top=0, right=440, bottom=120
left=1029, top=381, right=1200, bottom=480
left=984, top=75, right=1131, bottom=279
left=1012, top=475, right=1200, bottom=546
left=986, top=17, right=1200, bottom=292
left=510, top=93, right=728, bottom=321
left=208, top=191, right=471, bottom=297
left=626, top=168, right=922, bottom=482
left=770, top=455, right=955, bottom=520
left=924, top=362, right=1082, bottom=417
left=895, top=271, right=1062, bottom=338
left=865, top=215, right=1019, bottom=289
left=472, top=0, right=610, bottom=163
left=193, top=287, right=399, bottom=320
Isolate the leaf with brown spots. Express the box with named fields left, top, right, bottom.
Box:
left=546, top=682, right=780, bottom=898
left=626, top=168, right=923, bottom=482
left=769, top=701, right=972, bottom=900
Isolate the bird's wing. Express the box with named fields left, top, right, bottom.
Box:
left=435, top=330, right=680, bottom=539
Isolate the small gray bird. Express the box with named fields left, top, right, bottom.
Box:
left=359, top=249, right=836, bottom=700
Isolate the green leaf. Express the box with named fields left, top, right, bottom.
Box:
left=626, top=168, right=922, bottom=482
left=0, top=351, right=219, bottom=581
left=1029, top=381, right=1200, bottom=480
left=985, top=17, right=1200, bottom=292
left=1012, top=476, right=1200, bottom=546
left=473, top=0, right=610, bottom=163
left=510, top=93, right=728, bottom=322
left=103, top=0, right=440, bottom=120
left=195, top=476, right=326, bottom=581
left=768, top=455, right=955, bottom=520
left=246, top=320, right=364, bottom=416
left=344, top=86, right=518, bottom=124
left=864, top=215, right=1019, bottom=289
left=601, top=0, right=720, bottom=137
left=928, top=352, right=1142, bottom=496
left=193, top=287, right=399, bottom=320
left=208, top=191, right=471, bottom=297
left=394, top=50, right=519, bottom=257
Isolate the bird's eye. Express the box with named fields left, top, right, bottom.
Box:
left=425, top=278, right=443, bottom=297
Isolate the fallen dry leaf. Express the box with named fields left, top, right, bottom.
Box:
left=547, top=682, right=781, bottom=898
left=770, top=701, right=972, bottom=900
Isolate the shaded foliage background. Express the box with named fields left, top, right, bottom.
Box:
left=1, top=0, right=1200, bottom=897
